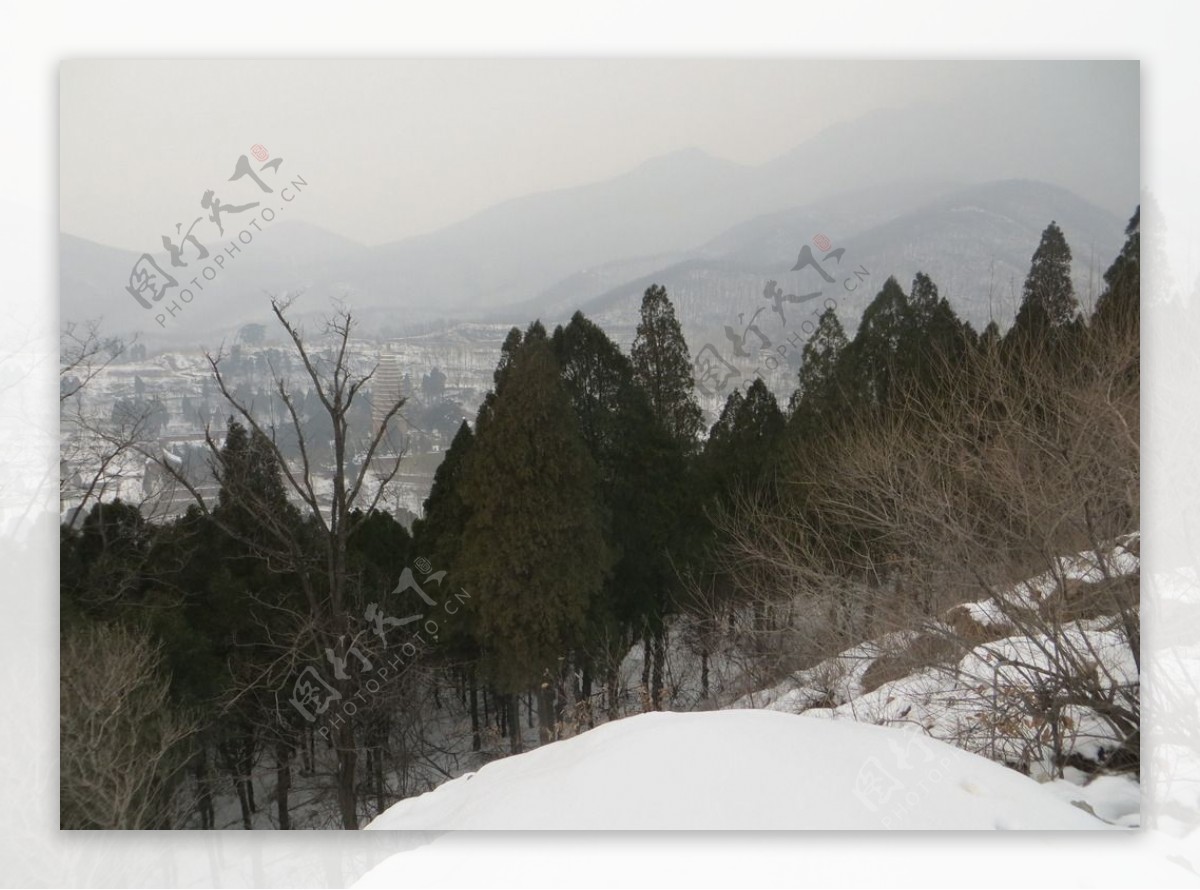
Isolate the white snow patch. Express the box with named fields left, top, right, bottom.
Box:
left=363, top=710, right=1109, bottom=831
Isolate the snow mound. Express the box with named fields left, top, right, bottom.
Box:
left=364, top=710, right=1108, bottom=830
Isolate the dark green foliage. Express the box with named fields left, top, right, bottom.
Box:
left=847, top=275, right=911, bottom=409
left=789, top=306, right=850, bottom=435
left=411, top=421, right=478, bottom=654
left=458, top=336, right=612, bottom=693
left=704, top=379, right=784, bottom=505
left=215, top=421, right=295, bottom=529
left=632, top=284, right=704, bottom=448
left=980, top=320, right=1002, bottom=350
left=1093, top=206, right=1140, bottom=334
left=552, top=311, right=685, bottom=649
left=412, top=420, right=475, bottom=573
left=553, top=311, right=635, bottom=463
left=797, top=274, right=974, bottom=426
left=1011, top=220, right=1079, bottom=339
left=348, top=508, right=412, bottom=603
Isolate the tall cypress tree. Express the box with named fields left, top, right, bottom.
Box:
left=410, top=419, right=484, bottom=746
left=790, top=305, right=850, bottom=432
left=629, top=284, right=701, bottom=707
left=705, top=379, right=783, bottom=503
left=845, top=276, right=911, bottom=411
left=1093, top=206, right=1140, bottom=335
left=412, top=420, right=475, bottom=578
left=631, top=284, right=703, bottom=448
left=1012, top=220, right=1079, bottom=339
left=458, top=336, right=611, bottom=748
left=552, top=311, right=682, bottom=719
left=192, top=420, right=306, bottom=830
left=903, top=272, right=975, bottom=397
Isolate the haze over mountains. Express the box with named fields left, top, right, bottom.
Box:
left=61, top=93, right=1135, bottom=346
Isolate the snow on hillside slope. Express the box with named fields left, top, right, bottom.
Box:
left=732, top=538, right=1140, bottom=784
left=363, top=710, right=1107, bottom=830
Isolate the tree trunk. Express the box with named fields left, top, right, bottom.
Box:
left=369, top=715, right=387, bottom=817
left=553, top=663, right=567, bottom=728
left=651, top=626, right=666, bottom=710
left=537, top=684, right=555, bottom=745
left=581, top=662, right=594, bottom=728
left=275, top=740, right=291, bottom=830
left=242, top=736, right=257, bottom=815
left=606, top=662, right=620, bottom=721
left=334, top=718, right=358, bottom=830
left=195, top=745, right=214, bottom=830
left=641, top=634, right=651, bottom=697
left=507, top=694, right=523, bottom=754
left=377, top=724, right=387, bottom=817
left=469, top=666, right=481, bottom=752
left=701, top=647, right=709, bottom=700
left=220, top=742, right=252, bottom=830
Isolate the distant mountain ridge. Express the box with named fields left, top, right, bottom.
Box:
left=61, top=92, right=1136, bottom=344
left=526, top=179, right=1123, bottom=341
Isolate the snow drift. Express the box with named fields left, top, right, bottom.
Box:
left=364, top=709, right=1108, bottom=830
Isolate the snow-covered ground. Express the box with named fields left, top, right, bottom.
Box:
left=725, top=537, right=1141, bottom=819
left=363, top=710, right=1109, bottom=831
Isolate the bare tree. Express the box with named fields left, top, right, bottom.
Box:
left=60, top=622, right=195, bottom=829
left=709, top=320, right=1140, bottom=775
left=59, top=322, right=157, bottom=528
left=140, top=298, right=408, bottom=829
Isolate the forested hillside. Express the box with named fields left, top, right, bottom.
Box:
left=59, top=208, right=1140, bottom=829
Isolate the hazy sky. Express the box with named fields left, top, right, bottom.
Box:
left=60, top=60, right=1137, bottom=252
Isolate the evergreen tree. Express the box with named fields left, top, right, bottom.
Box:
left=475, top=326, right=526, bottom=437
left=1012, top=220, right=1079, bottom=338
left=215, top=421, right=295, bottom=531
left=411, top=420, right=481, bottom=669
left=631, top=284, right=703, bottom=448
left=204, top=420, right=305, bottom=829
left=903, top=272, right=975, bottom=395
left=705, top=379, right=784, bottom=503
left=553, top=311, right=634, bottom=459
left=980, top=320, right=1002, bottom=351
left=458, top=336, right=612, bottom=747
left=552, top=311, right=683, bottom=718
left=845, top=276, right=911, bottom=410
left=410, top=418, right=486, bottom=748
left=347, top=508, right=412, bottom=598
left=1093, top=206, right=1140, bottom=334
left=412, top=420, right=476, bottom=577
left=828, top=273, right=972, bottom=418
left=629, top=285, right=703, bottom=707
left=688, top=379, right=785, bottom=698
left=707, top=389, right=744, bottom=461
left=790, top=306, right=849, bottom=427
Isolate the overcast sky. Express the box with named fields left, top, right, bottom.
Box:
left=60, top=60, right=1138, bottom=252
